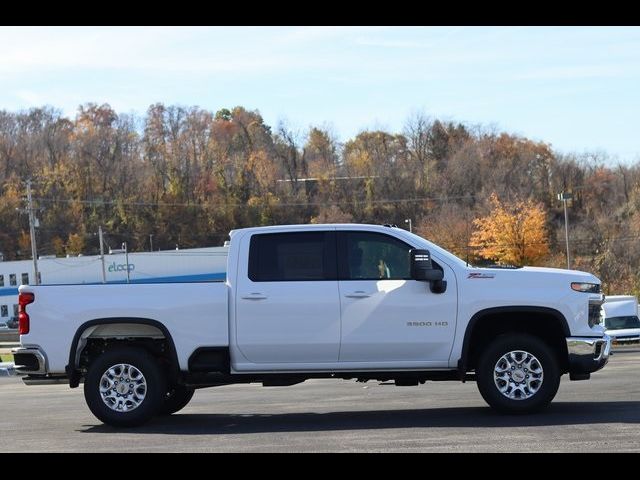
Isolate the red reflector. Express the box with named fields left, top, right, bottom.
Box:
left=18, top=312, right=29, bottom=335
left=18, top=292, right=35, bottom=335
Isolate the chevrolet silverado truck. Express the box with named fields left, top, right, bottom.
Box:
left=13, top=224, right=611, bottom=427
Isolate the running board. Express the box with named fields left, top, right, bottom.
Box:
left=22, top=376, right=70, bottom=386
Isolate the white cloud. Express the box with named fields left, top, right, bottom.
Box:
left=0, top=27, right=312, bottom=75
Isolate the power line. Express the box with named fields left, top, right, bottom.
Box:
left=31, top=193, right=479, bottom=208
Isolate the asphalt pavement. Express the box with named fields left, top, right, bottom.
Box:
left=1, top=348, right=639, bottom=452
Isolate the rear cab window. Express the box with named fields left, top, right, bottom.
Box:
left=248, top=231, right=337, bottom=282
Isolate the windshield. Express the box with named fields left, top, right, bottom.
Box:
left=399, top=230, right=471, bottom=268
left=604, top=316, right=640, bottom=330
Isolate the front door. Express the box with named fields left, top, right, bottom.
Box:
left=337, top=231, right=457, bottom=364
left=235, top=230, right=341, bottom=364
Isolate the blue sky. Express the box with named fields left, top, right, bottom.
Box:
left=1, top=26, right=639, bottom=162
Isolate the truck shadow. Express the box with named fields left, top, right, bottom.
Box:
left=81, top=401, right=640, bottom=435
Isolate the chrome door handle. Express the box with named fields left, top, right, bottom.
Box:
left=241, top=293, right=268, bottom=300
left=345, top=291, right=371, bottom=298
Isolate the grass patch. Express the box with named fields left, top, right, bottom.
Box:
left=0, top=354, right=13, bottom=363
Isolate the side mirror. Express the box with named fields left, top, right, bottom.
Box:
left=410, top=249, right=447, bottom=293
left=410, top=249, right=443, bottom=281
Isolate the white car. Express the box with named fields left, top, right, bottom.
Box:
left=601, top=295, right=640, bottom=343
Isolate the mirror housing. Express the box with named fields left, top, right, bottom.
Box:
left=410, top=249, right=442, bottom=281
left=410, top=249, right=447, bottom=293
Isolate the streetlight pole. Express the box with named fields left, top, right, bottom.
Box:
left=122, top=242, right=130, bottom=284
left=557, top=192, right=573, bottom=270
left=405, top=218, right=412, bottom=233
left=98, top=226, right=106, bottom=284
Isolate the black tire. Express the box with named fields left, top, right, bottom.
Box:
left=159, top=385, right=195, bottom=415
left=84, top=346, right=166, bottom=427
left=476, top=333, right=560, bottom=414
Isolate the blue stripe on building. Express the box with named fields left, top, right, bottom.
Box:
left=0, top=272, right=226, bottom=297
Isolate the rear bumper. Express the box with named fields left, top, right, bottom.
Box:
left=11, top=346, right=70, bottom=385
left=566, top=335, right=611, bottom=375
left=11, top=347, right=47, bottom=375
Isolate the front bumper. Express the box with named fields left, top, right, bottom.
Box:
left=609, top=335, right=640, bottom=344
left=566, top=335, right=611, bottom=375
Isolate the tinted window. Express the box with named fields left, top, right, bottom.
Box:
left=0, top=275, right=4, bottom=287
left=21, top=273, right=29, bottom=285
left=13, top=304, right=18, bottom=316
left=9, top=274, right=16, bottom=286
left=1, top=305, right=7, bottom=317
left=605, top=316, right=640, bottom=330
left=249, top=232, right=336, bottom=282
left=342, top=232, right=411, bottom=280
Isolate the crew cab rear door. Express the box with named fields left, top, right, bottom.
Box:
left=234, top=230, right=340, bottom=363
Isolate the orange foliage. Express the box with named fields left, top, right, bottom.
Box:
left=470, top=193, right=549, bottom=266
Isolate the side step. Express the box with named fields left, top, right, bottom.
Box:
left=22, top=375, right=69, bottom=386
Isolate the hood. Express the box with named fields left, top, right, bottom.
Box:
left=473, top=265, right=600, bottom=284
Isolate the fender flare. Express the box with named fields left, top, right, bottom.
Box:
left=457, top=306, right=570, bottom=378
left=65, top=317, right=180, bottom=388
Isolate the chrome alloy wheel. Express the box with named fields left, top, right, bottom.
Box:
left=493, top=350, right=544, bottom=400
left=99, top=364, right=147, bottom=412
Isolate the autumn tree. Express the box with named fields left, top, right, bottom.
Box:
left=304, top=127, right=339, bottom=179
left=310, top=205, right=353, bottom=224
left=470, top=193, right=549, bottom=266
left=3, top=103, right=640, bottom=296
left=66, top=233, right=86, bottom=255
left=416, top=204, right=474, bottom=260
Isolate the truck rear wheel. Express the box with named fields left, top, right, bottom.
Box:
left=159, top=385, right=195, bottom=415
left=476, top=334, right=560, bottom=414
left=84, top=347, right=166, bottom=427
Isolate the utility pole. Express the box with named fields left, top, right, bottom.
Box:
left=123, top=242, right=130, bottom=284
left=404, top=218, right=412, bottom=233
left=557, top=192, right=573, bottom=270
left=149, top=234, right=154, bottom=252
left=26, top=180, right=40, bottom=285
left=99, top=226, right=106, bottom=284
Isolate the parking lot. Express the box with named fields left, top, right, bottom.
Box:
left=0, top=347, right=639, bottom=452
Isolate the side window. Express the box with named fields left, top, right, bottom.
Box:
left=249, top=232, right=336, bottom=282
left=13, top=304, right=18, bottom=317
left=21, top=273, right=29, bottom=285
left=0, top=274, right=4, bottom=287
left=1, top=305, right=7, bottom=317
left=9, top=274, right=16, bottom=286
left=342, top=232, right=411, bottom=280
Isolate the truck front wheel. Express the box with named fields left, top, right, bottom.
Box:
left=476, top=334, right=560, bottom=414
left=84, top=347, right=166, bottom=427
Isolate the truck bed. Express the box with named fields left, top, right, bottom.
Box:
left=19, top=282, right=229, bottom=374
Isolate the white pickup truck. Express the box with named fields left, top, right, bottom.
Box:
left=13, top=224, right=611, bottom=427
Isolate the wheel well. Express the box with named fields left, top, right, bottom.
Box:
left=465, top=312, right=569, bottom=373
left=68, top=319, right=180, bottom=388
